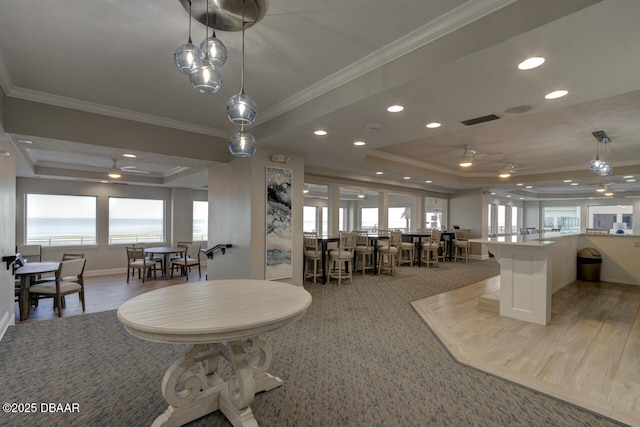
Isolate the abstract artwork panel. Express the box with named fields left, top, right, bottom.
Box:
left=266, top=167, right=292, bottom=280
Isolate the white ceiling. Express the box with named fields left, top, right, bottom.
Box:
left=1, top=0, right=639, bottom=200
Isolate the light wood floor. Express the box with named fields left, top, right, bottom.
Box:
left=412, top=277, right=640, bottom=427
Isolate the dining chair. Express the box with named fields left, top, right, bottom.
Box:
left=454, top=229, right=471, bottom=262
left=303, top=232, right=322, bottom=283
left=378, top=230, right=401, bottom=276
left=28, top=258, right=86, bottom=317
left=16, top=244, right=42, bottom=263
left=126, top=246, right=157, bottom=283
left=328, top=231, right=356, bottom=285
left=170, top=243, right=202, bottom=280
left=354, top=231, right=374, bottom=274
left=170, top=241, right=193, bottom=263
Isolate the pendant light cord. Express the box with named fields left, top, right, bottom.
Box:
left=203, top=0, right=210, bottom=59
left=240, top=0, right=246, bottom=94
left=187, top=0, right=193, bottom=43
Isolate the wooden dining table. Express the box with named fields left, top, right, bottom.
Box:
left=14, top=261, right=60, bottom=321
left=118, top=279, right=312, bottom=427
left=144, top=246, right=185, bottom=277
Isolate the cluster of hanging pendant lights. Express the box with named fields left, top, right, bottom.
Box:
left=174, top=0, right=257, bottom=157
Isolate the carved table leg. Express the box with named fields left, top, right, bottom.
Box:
left=152, top=337, right=281, bottom=427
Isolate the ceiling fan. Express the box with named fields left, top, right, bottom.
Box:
left=498, top=161, right=519, bottom=178
left=92, top=159, right=150, bottom=178
left=458, top=145, right=501, bottom=167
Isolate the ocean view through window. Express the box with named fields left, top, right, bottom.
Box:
left=108, top=197, right=164, bottom=244
left=193, top=201, right=208, bottom=241
left=26, top=194, right=97, bottom=246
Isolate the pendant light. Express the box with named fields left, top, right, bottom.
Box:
left=189, top=0, right=223, bottom=94
left=227, top=0, right=257, bottom=125
left=199, top=15, right=227, bottom=67
left=228, top=126, right=256, bottom=157
left=174, top=0, right=204, bottom=74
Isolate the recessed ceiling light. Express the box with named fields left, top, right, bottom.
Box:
left=490, top=192, right=496, bottom=195
left=605, top=191, right=614, bottom=196
left=387, top=105, right=404, bottom=113
left=426, top=122, right=441, bottom=129
left=108, top=172, right=121, bottom=179
left=314, top=130, right=327, bottom=136
left=563, top=179, right=572, bottom=183
left=571, top=182, right=579, bottom=186
left=425, top=180, right=432, bottom=183
left=100, top=180, right=109, bottom=183
left=18, top=139, right=32, bottom=144
left=123, top=153, right=137, bottom=158
left=520, top=197, right=525, bottom=200
left=516, top=183, right=524, bottom=186
left=623, top=175, right=634, bottom=179
left=403, top=176, right=411, bottom=180
left=506, top=195, right=512, bottom=198
left=525, top=185, right=533, bottom=189
left=375, top=171, right=383, bottom=175
left=627, top=179, right=636, bottom=182
left=518, top=57, right=545, bottom=70
left=353, top=141, right=366, bottom=146
left=545, top=90, right=568, bottom=100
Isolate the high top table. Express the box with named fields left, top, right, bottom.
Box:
left=117, top=279, right=312, bottom=427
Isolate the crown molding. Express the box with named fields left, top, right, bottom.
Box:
left=6, top=86, right=228, bottom=138
left=258, top=0, right=516, bottom=124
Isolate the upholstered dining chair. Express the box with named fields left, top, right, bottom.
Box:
left=28, top=258, right=86, bottom=317
left=16, top=244, right=42, bottom=263
left=126, top=246, right=156, bottom=283
left=170, top=243, right=202, bottom=280
left=328, top=231, right=357, bottom=285
left=303, top=232, right=322, bottom=283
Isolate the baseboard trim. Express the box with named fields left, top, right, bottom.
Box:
left=0, top=310, right=12, bottom=342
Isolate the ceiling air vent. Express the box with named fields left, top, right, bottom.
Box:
left=461, top=114, right=500, bottom=126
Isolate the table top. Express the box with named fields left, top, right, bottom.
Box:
left=117, top=279, right=312, bottom=344
left=14, top=261, right=60, bottom=276
left=144, top=246, right=184, bottom=254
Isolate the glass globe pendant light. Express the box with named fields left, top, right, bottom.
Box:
left=229, top=126, right=256, bottom=157
left=200, top=26, right=227, bottom=67
left=174, top=0, right=204, bottom=74
left=189, top=0, right=223, bottom=94
left=226, top=1, right=257, bottom=125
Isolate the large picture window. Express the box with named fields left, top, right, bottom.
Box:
left=108, top=197, right=164, bottom=244
left=193, top=201, right=208, bottom=241
left=26, top=194, right=97, bottom=246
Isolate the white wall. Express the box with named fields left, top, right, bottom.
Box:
left=207, top=150, right=304, bottom=285
left=449, top=189, right=485, bottom=258
left=0, top=120, right=17, bottom=337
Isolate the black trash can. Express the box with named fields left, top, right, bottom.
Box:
left=577, top=248, right=602, bottom=281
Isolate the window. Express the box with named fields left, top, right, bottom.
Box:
left=361, top=208, right=378, bottom=232
left=425, top=210, right=442, bottom=230
left=303, top=206, right=317, bottom=232
left=322, top=207, right=328, bottom=235
left=588, top=205, right=633, bottom=232
left=193, top=201, right=208, bottom=241
left=543, top=206, right=580, bottom=232
left=388, top=207, right=410, bottom=231
left=511, top=206, right=520, bottom=234
left=26, top=194, right=97, bottom=246
left=109, top=197, right=164, bottom=244
left=497, top=205, right=506, bottom=234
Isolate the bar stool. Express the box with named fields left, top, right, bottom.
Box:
left=303, top=232, right=322, bottom=284
left=454, top=229, right=471, bottom=262
left=328, top=231, right=356, bottom=285
left=354, top=231, right=374, bottom=274
left=378, top=231, right=401, bottom=276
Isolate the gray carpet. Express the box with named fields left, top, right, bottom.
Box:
left=0, top=260, right=628, bottom=426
